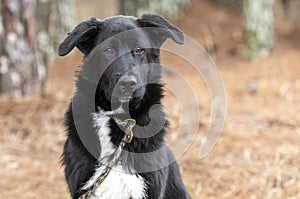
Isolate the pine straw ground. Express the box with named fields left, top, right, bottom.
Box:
left=1, top=0, right=300, bottom=198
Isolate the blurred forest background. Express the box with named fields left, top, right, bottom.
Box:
left=0, top=0, right=300, bottom=198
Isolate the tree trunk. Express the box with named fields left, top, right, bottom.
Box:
left=0, top=0, right=46, bottom=97
left=214, top=0, right=243, bottom=9
left=243, top=0, right=275, bottom=60
left=283, top=0, right=300, bottom=25
left=119, top=0, right=190, bottom=20
left=0, top=0, right=74, bottom=97
left=36, top=0, right=75, bottom=66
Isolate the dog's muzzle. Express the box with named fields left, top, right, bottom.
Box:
left=117, top=75, right=137, bottom=102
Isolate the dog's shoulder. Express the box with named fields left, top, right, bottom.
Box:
left=62, top=104, right=97, bottom=198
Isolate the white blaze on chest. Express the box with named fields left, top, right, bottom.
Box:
left=83, top=165, right=147, bottom=199
left=82, top=112, right=147, bottom=199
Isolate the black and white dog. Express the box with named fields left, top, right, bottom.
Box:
left=59, top=14, right=191, bottom=199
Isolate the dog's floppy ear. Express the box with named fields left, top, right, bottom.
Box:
left=58, top=18, right=101, bottom=56
left=138, top=14, right=184, bottom=45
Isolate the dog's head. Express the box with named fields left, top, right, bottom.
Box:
left=59, top=14, right=184, bottom=110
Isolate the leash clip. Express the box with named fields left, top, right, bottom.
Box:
left=121, top=119, right=136, bottom=143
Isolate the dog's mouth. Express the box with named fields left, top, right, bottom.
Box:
left=110, top=86, right=146, bottom=105
left=117, top=91, right=134, bottom=103
left=119, top=96, right=132, bottom=103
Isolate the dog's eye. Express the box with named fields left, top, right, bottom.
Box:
left=105, top=48, right=114, bottom=55
left=134, top=48, right=145, bottom=54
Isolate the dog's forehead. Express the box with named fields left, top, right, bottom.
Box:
left=104, top=16, right=137, bottom=28
left=102, top=17, right=139, bottom=35
left=97, top=16, right=148, bottom=43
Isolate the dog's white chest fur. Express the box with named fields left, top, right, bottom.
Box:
left=84, top=165, right=147, bottom=199
left=82, top=112, right=147, bottom=199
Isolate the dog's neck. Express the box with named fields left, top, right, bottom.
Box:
left=93, top=83, right=167, bottom=156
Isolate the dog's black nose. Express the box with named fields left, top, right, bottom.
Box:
left=118, top=76, right=137, bottom=92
